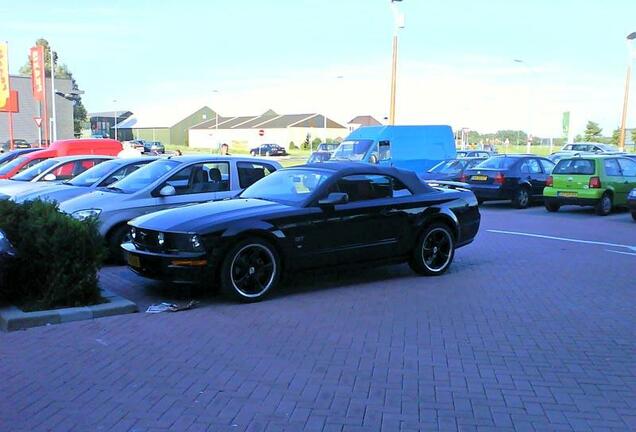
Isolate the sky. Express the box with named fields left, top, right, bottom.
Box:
left=3, top=0, right=636, bottom=137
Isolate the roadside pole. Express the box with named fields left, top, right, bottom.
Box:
left=50, top=47, right=57, bottom=142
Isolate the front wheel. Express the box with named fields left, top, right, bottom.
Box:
left=595, top=193, right=612, bottom=216
left=409, top=223, right=455, bottom=276
left=220, top=238, right=281, bottom=302
left=250, top=151, right=257, bottom=156
left=108, top=224, right=132, bottom=264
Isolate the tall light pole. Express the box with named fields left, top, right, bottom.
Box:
left=619, top=32, right=636, bottom=152
left=514, top=59, right=534, bottom=153
left=389, top=0, right=405, bottom=125
left=50, top=47, right=57, bottom=142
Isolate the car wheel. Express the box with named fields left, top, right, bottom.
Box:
left=108, top=224, right=132, bottom=264
left=545, top=201, right=560, bottom=212
left=409, top=223, right=455, bottom=276
left=477, top=199, right=484, bottom=205
left=265, top=151, right=271, bottom=157
left=632, top=211, right=636, bottom=221
left=511, top=187, right=530, bottom=209
left=250, top=151, right=257, bottom=156
left=220, top=238, right=280, bottom=303
left=595, top=193, right=612, bottom=216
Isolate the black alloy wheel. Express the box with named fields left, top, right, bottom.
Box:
left=108, top=224, right=132, bottom=264
left=220, top=238, right=280, bottom=302
left=512, top=187, right=530, bottom=209
left=595, top=193, right=612, bottom=216
left=409, top=223, right=455, bottom=276
left=545, top=201, right=560, bottom=212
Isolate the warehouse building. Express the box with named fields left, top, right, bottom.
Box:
left=113, top=106, right=215, bottom=146
left=188, top=109, right=348, bottom=150
left=0, top=75, right=74, bottom=143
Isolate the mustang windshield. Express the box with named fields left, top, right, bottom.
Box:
left=332, top=140, right=374, bottom=161
left=11, top=159, right=58, bottom=181
left=108, top=159, right=180, bottom=193
left=241, top=169, right=332, bottom=205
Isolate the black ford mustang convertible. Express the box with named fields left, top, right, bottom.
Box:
left=122, top=163, right=481, bottom=302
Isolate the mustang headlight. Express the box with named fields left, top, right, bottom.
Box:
left=72, top=209, right=102, bottom=220
left=130, top=226, right=137, bottom=240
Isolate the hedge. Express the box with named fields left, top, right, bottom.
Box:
left=0, top=199, right=107, bottom=311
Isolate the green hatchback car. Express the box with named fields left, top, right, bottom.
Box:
left=543, top=155, right=636, bottom=215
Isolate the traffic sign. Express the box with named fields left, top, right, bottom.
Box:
left=33, top=117, right=42, bottom=127
left=258, top=129, right=265, bottom=137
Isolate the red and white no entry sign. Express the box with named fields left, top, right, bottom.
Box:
left=258, top=129, right=265, bottom=137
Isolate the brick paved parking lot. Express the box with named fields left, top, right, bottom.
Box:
left=1, top=204, right=635, bottom=432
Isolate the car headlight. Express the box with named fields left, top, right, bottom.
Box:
left=71, top=209, right=102, bottom=220
left=157, top=232, right=165, bottom=246
left=630, top=189, right=636, bottom=197
left=130, top=226, right=137, bottom=240
left=190, top=234, right=202, bottom=250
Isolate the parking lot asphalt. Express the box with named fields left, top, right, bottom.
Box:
left=1, top=203, right=634, bottom=432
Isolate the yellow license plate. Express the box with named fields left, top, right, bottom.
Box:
left=127, top=254, right=141, bottom=268
left=558, top=191, right=577, bottom=197
left=471, top=175, right=488, bottom=181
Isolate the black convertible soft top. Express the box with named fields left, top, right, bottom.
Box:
left=293, top=162, right=435, bottom=195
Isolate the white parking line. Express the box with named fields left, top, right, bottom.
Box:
left=487, top=229, right=636, bottom=252
left=606, top=249, right=636, bottom=257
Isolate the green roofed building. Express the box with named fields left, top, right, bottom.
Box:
left=114, top=106, right=215, bottom=146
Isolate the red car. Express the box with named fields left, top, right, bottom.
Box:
left=0, top=139, right=123, bottom=179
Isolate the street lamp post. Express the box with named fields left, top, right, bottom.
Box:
left=50, top=47, right=57, bottom=142
left=389, top=0, right=405, bottom=125
left=514, top=59, right=534, bottom=154
left=619, top=32, right=636, bottom=152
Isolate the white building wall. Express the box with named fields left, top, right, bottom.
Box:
left=189, top=127, right=348, bottom=150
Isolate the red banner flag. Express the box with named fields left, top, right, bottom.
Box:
left=30, top=46, right=45, bottom=101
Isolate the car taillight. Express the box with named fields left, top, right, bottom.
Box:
left=589, top=176, right=601, bottom=188
left=494, top=172, right=505, bottom=185
left=546, top=176, right=553, bottom=187
left=459, top=174, right=467, bottom=182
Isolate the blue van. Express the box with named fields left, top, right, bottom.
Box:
left=331, top=125, right=456, bottom=173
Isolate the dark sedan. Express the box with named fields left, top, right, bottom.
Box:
left=250, top=144, right=287, bottom=157
left=122, top=163, right=481, bottom=302
left=143, top=141, right=165, bottom=154
left=0, top=229, right=16, bottom=286
left=421, top=157, right=486, bottom=182
left=1, top=139, right=31, bottom=152
left=464, top=155, right=555, bottom=208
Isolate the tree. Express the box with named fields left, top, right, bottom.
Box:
left=611, top=128, right=621, bottom=146
left=632, top=129, right=636, bottom=147
left=583, top=121, right=602, bottom=142
left=19, top=38, right=88, bottom=136
left=311, top=137, right=322, bottom=149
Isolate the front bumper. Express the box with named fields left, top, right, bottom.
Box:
left=121, top=242, right=212, bottom=284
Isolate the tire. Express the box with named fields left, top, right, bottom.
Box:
left=265, top=151, right=271, bottom=157
left=631, top=211, right=636, bottom=221
left=220, top=238, right=281, bottom=303
left=108, top=224, right=132, bottom=264
left=250, top=151, right=257, bottom=156
left=477, top=199, right=484, bottom=205
left=545, top=200, right=560, bottom=212
left=595, top=193, right=612, bottom=216
left=409, top=223, right=455, bottom=276
left=511, top=187, right=530, bottom=209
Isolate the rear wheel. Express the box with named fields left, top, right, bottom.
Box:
left=108, top=224, right=131, bottom=264
left=220, top=238, right=280, bottom=303
left=631, top=211, right=636, bottom=221
left=595, top=193, right=612, bottom=216
left=409, top=223, right=455, bottom=276
left=250, top=150, right=257, bottom=156
left=545, top=201, right=560, bottom=212
left=511, top=187, right=530, bottom=209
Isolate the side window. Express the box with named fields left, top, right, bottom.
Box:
left=603, top=159, right=622, bottom=177
left=19, top=158, right=47, bottom=173
left=335, top=175, right=410, bottom=202
left=540, top=159, right=555, bottom=173
left=237, top=162, right=276, bottom=189
left=519, top=160, right=530, bottom=174
left=528, top=159, right=542, bottom=174
left=53, top=160, right=100, bottom=180
left=100, top=163, right=146, bottom=187
left=618, top=158, right=636, bottom=177
left=165, top=162, right=230, bottom=195
left=378, top=140, right=391, bottom=161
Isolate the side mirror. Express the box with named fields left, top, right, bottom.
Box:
left=43, top=173, right=57, bottom=182
left=318, top=192, right=348, bottom=208
left=157, top=184, right=176, bottom=197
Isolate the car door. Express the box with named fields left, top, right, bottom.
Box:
left=616, top=158, right=636, bottom=205
left=310, top=174, right=410, bottom=264
left=602, top=158, right=624, bottom=204
left=527, top=158, right=548, bottom=196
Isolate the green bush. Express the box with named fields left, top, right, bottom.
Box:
left=289, top=141, right=298, bottom=150
left=0, top=200, right=107, bottom=311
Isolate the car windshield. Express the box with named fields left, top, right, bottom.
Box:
left=108, top=159, right=180, bottom=193
left=67, top=159, right=120, bottom=187
left=428, top=159, right=464, bottom=174
left=597, top=144, right=619, bottom=152
left=553, top=159, right=596, bottom=175
left=0, top=155, right=29, bottom=175
left=456, top=151, right=467, bottom=157
left=332, top=140, right=374, bottom=161
left=465, top=159, right=485, bottom=169
left=11, top=159, right=59, bottom=181
left=240, top=168, right=332, bottom=205
left=475, top=156, right=518, bottom=170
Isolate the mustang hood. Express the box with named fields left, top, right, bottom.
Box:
left=130, top=198, right=292, bottom=233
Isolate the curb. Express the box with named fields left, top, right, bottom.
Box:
left=0, top=289, right=138, bottom=332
